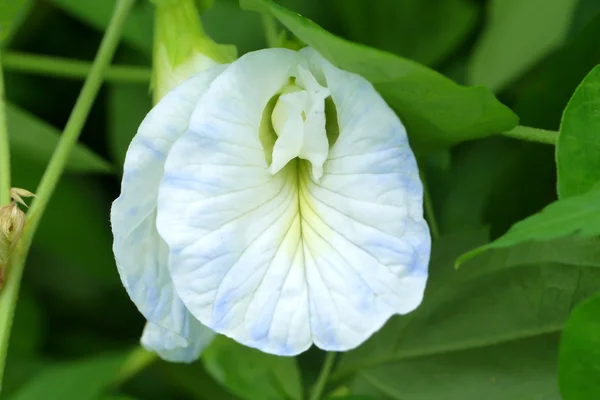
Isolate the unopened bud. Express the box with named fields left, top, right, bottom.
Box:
left=0, top=203, right=26, bottom=248
left=0, top=202, right=27, bottom=289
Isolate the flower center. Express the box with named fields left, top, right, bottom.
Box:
left=269, top=66, right=330, bottom=181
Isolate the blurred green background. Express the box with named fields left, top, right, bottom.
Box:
left=1, top=0, right=600, bottom=399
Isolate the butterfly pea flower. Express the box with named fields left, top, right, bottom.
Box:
left=111, top=46, right=431, bottom=361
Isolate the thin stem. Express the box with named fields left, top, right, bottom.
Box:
left=417, top=158, right=440, bottom=240
left=0, top=52, right=9, bottom=206
left=0, top=0, right=135, bottom=392
left=309, top=352, right=337, bottom=400
left=502, top=125, right=558, bottom=145
left=261, top=14, right=280, bottom=48
left=111, top=347, right=157, bottom=387
left=3, top=52, right=151, bottom=84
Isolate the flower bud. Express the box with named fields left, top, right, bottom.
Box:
left=0, top=203, right=26, bottom=247
left=152, top=0, right=236, bottom=102
left=0, top=202, right=26, bottom=289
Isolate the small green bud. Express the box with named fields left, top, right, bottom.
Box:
left=152, top=0, right=236, bottom=102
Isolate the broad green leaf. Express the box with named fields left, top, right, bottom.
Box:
left=559, top=290, right=600, bottom=399
left=336, top=230, right=600, bottom=399
left=7, top=103, right=113, bottom=174
left=46, top=0, right=153, bottom=54
left=7, top=354, right=125, bottom=400
left=331, top=0, right=478, bottom=66
left=351, top=334, right=561, bottom=400
left=203, top=336, right=303, bottom=400
left=457, top=187, right=600, bottom=265
left=240, top=0, right=518, bottom=150
left=557, top=65, right=600, bottom=198
left=107, top=84, right=151, bottom=167
left=469, top=0, right=578, bottom=91
left=0, top=0, right=33, bottom=45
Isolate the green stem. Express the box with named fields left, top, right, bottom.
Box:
left=0, top=52, right=10, bottom=206
left=0, top=0, right=135, bottom=392
left=417, top=158, right=440, bottom=240
left=3, top=52, right=151, bottom=84
left=261, top=14, right=280, bottom=48
left=111, top=347, right=157, bottom=387
left=502, top=125, right=558, bottom=145
left=310, top=352, right=337, bottom=400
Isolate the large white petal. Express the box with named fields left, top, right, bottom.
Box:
left=111, top=65, right=226, bottom=343
left=141, top=319, right=215, bottom=363
left=157, top=48, right=430, bottom=355
left=157, top=49, right=312, bottom=355
left=299, top=47, right=430, bottom=350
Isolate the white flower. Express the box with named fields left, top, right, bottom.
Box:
left=111, top=47, right=431, bottom=360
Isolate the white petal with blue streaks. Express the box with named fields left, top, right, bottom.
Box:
left=141, top=319, right=215, bottom=363
left=157, top=48, right=430, bottom=355
left=111, top=65, right=226, bottom=345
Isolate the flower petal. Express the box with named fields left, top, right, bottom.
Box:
left=111, top=65, right=226, bottom=340
left=299, top=47, right=430, bottom=350
left=157, top=48, right=430, bottom=355
left=157, top=49, right=311, bottom=355
left=141, top=319, right=215, bottom=363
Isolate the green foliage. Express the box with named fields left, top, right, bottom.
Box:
left=469, top=0, right=578, bottom=91
left=457, top=187, right=600, bottom=264
left=203, top=336, right=303, bottom=400
left=46, top=0, right=153, bottom=54
left=557, top=65, right=600, bottom=198
left=107, top=84, right=151, bottom=167
left=7, top=103, right=113, bottom=174
left=240, top=0, right=518, bottom=151
left=338, top=230, right=600, bottom=399
left=330, top=0, right=478, bottom=67
left=2, top=0, right=600, bottom=399
left=559, top=291, right=600, bottom=399
left=0, top=0, right=33, bottom=46
left=6, top=354, right=125, bottom=400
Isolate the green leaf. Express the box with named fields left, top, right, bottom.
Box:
left=457, top=187, right=600, bottom=265
left=331, top=0, right=478, bottom=66
left=559, top=290, right=600, bottom=399
left=0, top=0, right=33, bottom=45
left=7, top=354, right=125, bottom=400
left=46, top=0, right=153, bottom=54
left=107, top=84, right=151, bottom=167
left=7, top=103, right=113, bottom=174
left=469, top=0, right=578, bottom=91
left=335, top=230, right=600, bottom=399
left=203, top=336, right=303, bottom=400
left=240, top=0, right=518, bottom=150
left=557, top=65, right=600, bottom=198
